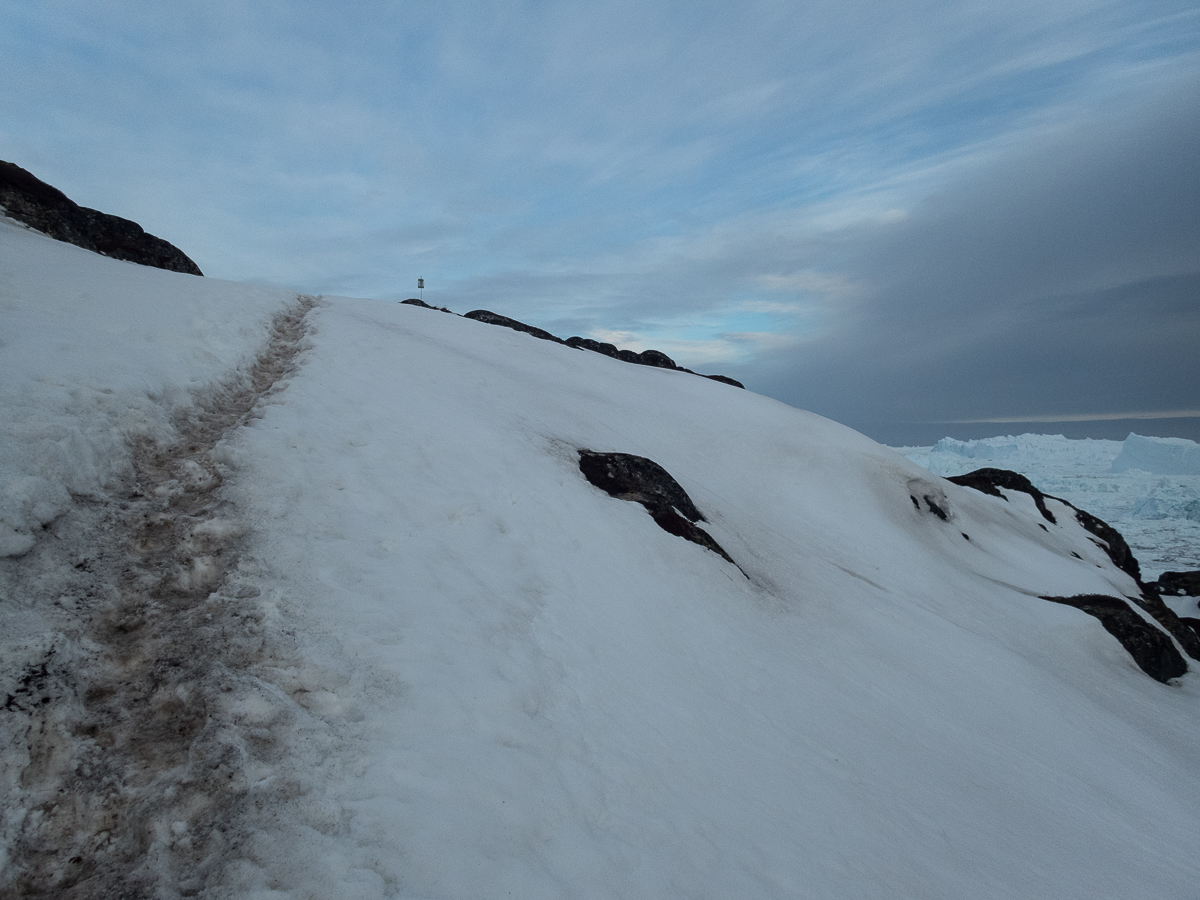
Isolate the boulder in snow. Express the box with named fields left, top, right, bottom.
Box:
left=578, top=450, right=740, bottom=569
left=1155, top=571, right=1200, bottom=597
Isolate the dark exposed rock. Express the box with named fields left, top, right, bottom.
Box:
left=565, top=336, right=619, bottom=358
left=0, top=159, right=203, bottom=275
left=465, top=308, right=743, bottom=385
left=635, top=349, right=677, bottom=369
left=947, top=467, right=1143, bottom=578
left=950, top=468, right=1200, bottom=661
left=579, top=451, right=706, bottom=522
left=704, top=374, right=745, bottom=389
left=1041, top=594, right=1188, bottom=683
left=463, top=309, right=565, bottom=344
left=646, top=506, right=740, bottom=567
left=401, top=298, right=455, bottom=313
left=947, top=469, right=1056, bottom=524
left=595, top=348, right=681, bottom=372
left=608, top=348, right=680, bottom=369
left=1133, top=573, right=1200, bottom=662
left=1127, top=590, right=1200, bottom=662
left=1155, top=571, right=1200, bottom=597
left=923, top=495, right=948, bottom=521
left=578, top=450, right=742, bottom=571
left=1072, top=506, right=1140, bottom=583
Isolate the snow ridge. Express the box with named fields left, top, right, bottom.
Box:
left=1, top=298, right=316, bottom=897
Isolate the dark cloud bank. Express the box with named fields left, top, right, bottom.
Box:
left=746, top=74, right=1200, bottom=446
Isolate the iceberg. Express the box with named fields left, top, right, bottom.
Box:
left=1111, top=433, right=1200, bottom=475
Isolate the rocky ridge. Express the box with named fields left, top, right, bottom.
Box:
left=949, top=466, right=1200, bottom=682
left=0, top=160, right=202, bottom=276
left=402, top=299, right=745, bottom=388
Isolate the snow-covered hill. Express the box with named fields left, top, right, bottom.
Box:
left=3, top=217, right=1200, bottom=898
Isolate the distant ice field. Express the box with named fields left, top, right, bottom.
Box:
left=892, top=433, right=1200, bottom=583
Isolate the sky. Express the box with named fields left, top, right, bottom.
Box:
left=1, top=0, right=1197, bottom=444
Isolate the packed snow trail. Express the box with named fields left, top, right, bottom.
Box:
left=1, top=298, right=317, bottom=897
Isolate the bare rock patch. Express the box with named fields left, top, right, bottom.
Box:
left=578, top=450, right=743, bottom=573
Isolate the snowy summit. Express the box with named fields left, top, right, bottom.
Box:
left=2, top=209, right=1200, bottom=898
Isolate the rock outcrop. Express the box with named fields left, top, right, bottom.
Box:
left=948, top=468, right=1056, bottom=523
left=0, top=160, right=203, bottom=275
left=1154, top=570, right=1200, bottom=597
left=464, top=309, right=565, bottom=344
left=704, top=374, right=746, bottom=388
left=578, top=450, right=742, bottom=572
left=951, top=466, right=1200, bottom=670
left=947, top=468, right=1148, bottom=581
left=402, top=298, right=455, bottom=313
left=1041, top=594, right=1188, bottom=683
left=564, top=336, right=619, bottom=358
left=564, top=336, right=745, bottom=385
left=451, top=307, right=744, bottom=387
left=629, top=348, right=677, bottom=369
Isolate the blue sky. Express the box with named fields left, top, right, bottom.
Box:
left=2, top=0, right=1197, bottom=443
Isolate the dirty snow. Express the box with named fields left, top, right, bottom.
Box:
left=3, top=217, right=1200, bottom=898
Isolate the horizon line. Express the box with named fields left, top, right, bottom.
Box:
left=933, top=410, right=1200, bottom=425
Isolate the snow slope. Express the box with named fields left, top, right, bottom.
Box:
left=897, top=434, right=1200, bottom=579
left=0, top=217, right=295, bottom=557
left=3, top=219, right=1200, bottom=898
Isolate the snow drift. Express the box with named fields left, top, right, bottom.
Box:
left=3, top=215, right=1200, bottom=898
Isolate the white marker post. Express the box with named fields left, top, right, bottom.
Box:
left=418, top=277, right=424, bottom=302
